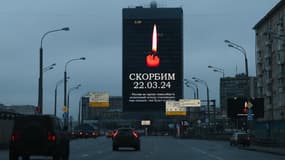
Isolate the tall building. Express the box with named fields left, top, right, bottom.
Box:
left=122, top=2, right=183, bottom=113
left=220, top=74, right=257, bottom=116
left=253, top=1, right=285, bottom=121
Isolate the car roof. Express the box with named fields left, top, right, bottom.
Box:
left=15, top=114, right=58, bottom=120
left=116, top=128, right=134, bottom=131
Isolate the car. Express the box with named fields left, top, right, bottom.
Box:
left=9, top=115, right=70, bottom=160
left=105, top=130, right=115, bottom=138
left=112, top=128, right=140, bottom=151
left=230, top=132, right=251, bottom=146
left=73, top=124, right=98, bottom=138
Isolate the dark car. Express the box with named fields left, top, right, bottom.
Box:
left=74, top=124, right=98, bottom=138
left=9, top=115, right=70, bottom=160
left=112, top=128, right=140, bottom=151
left=230, top=132, right=251, bottom=146
left=105, top=130, right=115, bottom=138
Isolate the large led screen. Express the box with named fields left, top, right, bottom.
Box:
left=123, top=8, right=183, bottom=112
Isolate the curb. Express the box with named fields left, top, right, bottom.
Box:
left=240, top=147, right=285, bottom=156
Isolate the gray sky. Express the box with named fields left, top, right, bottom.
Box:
left=0, top=0, right=280, bottom=118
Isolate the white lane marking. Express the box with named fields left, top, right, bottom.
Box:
left=191, top=147, right=224, bottom=160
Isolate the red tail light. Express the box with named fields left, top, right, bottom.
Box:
left=113, top=131, right=118, bottom=138
left=11, top=133, right=19, bottom=142
left=132, top=131, right=139, bottom=139
left=11, top=135, right=16, bottom=142
left=48, top=131, right=56, bottom=141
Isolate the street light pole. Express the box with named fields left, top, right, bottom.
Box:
left=54, top=80, right=63, bottom=117
left=43, top=63, right=56, bottom=73
left=38, top=27, right=69, bottom=114
left=67, top=84, right=81, bottom=129
left=208, top=65, right=225, bottom=77
left=192, top=77, right=213, bottom=128
left=64, top=57, right=86, bottom=127
left=54, top=77, right=69, bottom=117
left=185, top=83, right=196, bottom=99
left=67, top=84, right=81, bottom=114
left=184, top=79, right=199, bottom=99
left=224, top=40, right=248, bottom=77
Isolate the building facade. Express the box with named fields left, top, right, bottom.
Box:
left=82, top=96, right=122, bottom=121
left=122, top=3, right=183, bottom=112
left=253, top=1, right=285, bottom=121
left=220, top=74, right=257, bottom=116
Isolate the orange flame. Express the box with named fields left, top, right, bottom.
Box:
left=152, top=24, right=157, bottom=53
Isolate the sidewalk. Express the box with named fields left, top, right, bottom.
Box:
left=240, top=145, right=285, bottom=156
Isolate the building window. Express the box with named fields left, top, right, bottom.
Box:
left=258, top=87, right=263, bottom=96
left=269, top=96, right=273, bottom=105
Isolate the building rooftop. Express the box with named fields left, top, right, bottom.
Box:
left=253, top=0, right=284, bottom=30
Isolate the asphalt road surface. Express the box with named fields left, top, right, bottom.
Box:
left=1, top=136, right=284, bottom=160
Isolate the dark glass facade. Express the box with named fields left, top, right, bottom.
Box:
left=122, top=7, right=183, bottom=112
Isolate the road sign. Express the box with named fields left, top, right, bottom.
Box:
left=63, top=106, right=68, bottom=112
left=89, top=92, right=109, bottom=107
left=141, top=120, right=151, bottom=126
left=165, top=101, right=186, bottom=116
left=179, top=99, right=201, bottom=107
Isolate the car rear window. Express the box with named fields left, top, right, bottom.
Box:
left=14, top=116, right=52, bottom=130
left=118, top=129, right=133, bottom=136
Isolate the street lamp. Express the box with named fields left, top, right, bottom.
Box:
left=43, top=63, right=56, bottom=73
left=38, top=27, right=69, bottom=114
left=67, top=84, right=81, bottom=129
left=64, top=57, right=86, bottom=127
left=192, top=77, right=212, bottom=127
left=68, top=84, right=81, bottom=112
left=208, top=65, right=224, bottom=77
left=184, top=79, right=196, bottom=99
left=224, top=40, right=248, bottom=77
left=184, top=79, right=199, bottom=99
left=54, top=77, right=70, bottom=117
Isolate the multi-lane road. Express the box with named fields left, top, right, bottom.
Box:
left=0, top=136, right=284, bottom=160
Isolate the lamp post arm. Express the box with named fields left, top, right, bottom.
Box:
left=41, top=29, right=64, bottom=48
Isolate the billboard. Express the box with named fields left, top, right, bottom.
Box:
left=123, top=8, right=183, bottom=112
left=227, top=97, right=264, bottom=118
left=88, top=92, right=109, bottom=107
left=165, top=101, right=186, bottom=116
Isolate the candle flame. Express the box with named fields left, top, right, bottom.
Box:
left=152, top=24, right=157, bottom=53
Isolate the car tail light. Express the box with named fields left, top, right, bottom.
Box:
left=132, top=131, right=139, bottom=139
left=80, top=131, right=83, bottom=135
left=48, top=131, right=56, bottom=141
left=113, top=130, right=118, bottom=138
left=11, top=133, right=20, bottom=142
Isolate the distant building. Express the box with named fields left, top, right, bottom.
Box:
left=220, top=74, right=257, bottom=116
left=82, top=96, right=122, bottom=121
left=0, top=104, right=36, bottom=115
left=253, top=0, right=285, bottom=121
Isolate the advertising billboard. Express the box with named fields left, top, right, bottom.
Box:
left=123, top=8, right=183, bottom=112
left=227, top=97, right=264, bottom=118
left=88, top=92, right=109, bottom=107
left=165, top=101, right=186, bottom=116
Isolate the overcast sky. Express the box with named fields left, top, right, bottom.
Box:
left=0, top=0, right=280, bottom=118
